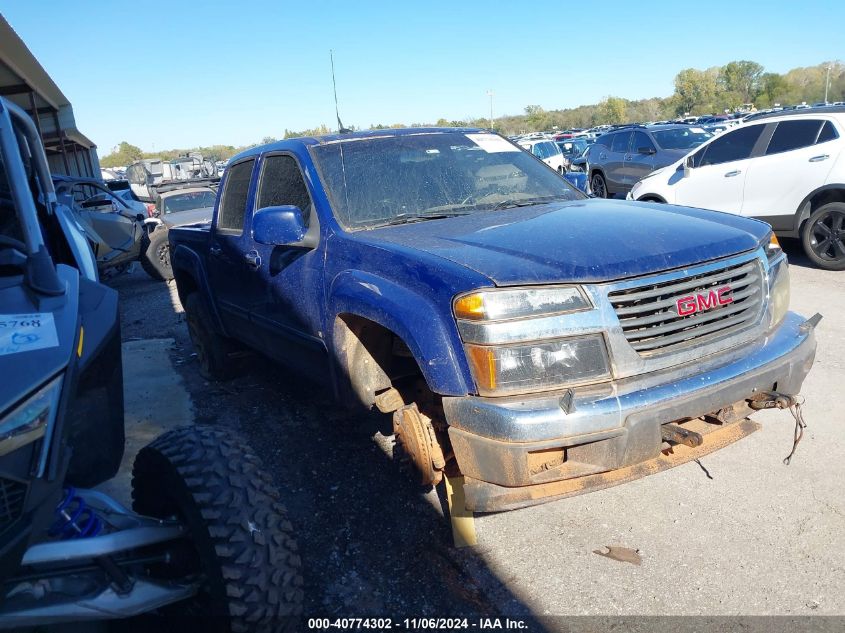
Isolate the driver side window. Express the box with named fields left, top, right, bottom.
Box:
left=256, top=155, right=314, bottom=228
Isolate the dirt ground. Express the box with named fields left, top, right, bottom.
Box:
left=108, top=237, right=843, bottom=630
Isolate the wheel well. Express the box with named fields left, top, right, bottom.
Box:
left=799, top=187, right=845, bottom=232
left=637, top=195, right=666, bottom=203
left=334, top=314, right=428, bottom=411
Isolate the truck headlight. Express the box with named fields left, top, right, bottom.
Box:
left=0, top=375, right=63, bottom=464
left=454, top=286, right=590, bottom=321
left=465, top=335, right=611, bottom=397
left=764, top=232, right=783, bottom=261
left=769, top=256, right=790, bottom=329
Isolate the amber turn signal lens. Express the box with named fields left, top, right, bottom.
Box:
left=465, top=345, right=497, bottom=391
left=454, top=293, right=486, bottom=320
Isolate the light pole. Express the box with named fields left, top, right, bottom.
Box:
left=486, top=90, right=494, bottom=130
left=825, top=63, right=832, bottom=104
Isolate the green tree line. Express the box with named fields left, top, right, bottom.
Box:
left=100, top=59, right=843, bottom=168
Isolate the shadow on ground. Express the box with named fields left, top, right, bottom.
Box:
left=108, top=269, right=545, bottom=627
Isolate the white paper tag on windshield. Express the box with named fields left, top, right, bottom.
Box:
left=690, top=127, right=706, bottom=133
left=466, top=133, right=519, bottom=153
left=0, top=313, right=59, bottom=356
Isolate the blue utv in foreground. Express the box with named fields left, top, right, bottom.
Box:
left=169, top=127, right=819, bottom=512
left=0, top=97, right=302, bottom=630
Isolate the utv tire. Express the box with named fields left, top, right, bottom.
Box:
left=140, top=228, right=173, bottom=281
left=132, top=426, right=303, bottom=632
left=184, top=293, right=242, bottom=380
left=801, top=202, right=845, bottom=270
left=590, top=172, right=608, bottom=198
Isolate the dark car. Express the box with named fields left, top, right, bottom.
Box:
left=586, top=124, right=712, bottom=198
left=141, top=184, right=218, bottom=280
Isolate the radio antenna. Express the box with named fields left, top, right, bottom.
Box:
left=330, top=50, right=350, bottom=133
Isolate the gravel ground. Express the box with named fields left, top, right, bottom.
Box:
left=107, top=238, right=843, bottom=630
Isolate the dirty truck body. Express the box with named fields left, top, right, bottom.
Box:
left=169, top=128, right=817, bottom=512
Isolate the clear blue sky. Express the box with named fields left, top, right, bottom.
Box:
left=3, top=1, right=843, bottom=154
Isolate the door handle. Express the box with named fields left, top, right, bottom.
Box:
left=209, top=244, right=222, bottom=257
left=809, top=154, right=829, bottom=162
left=624, top=155, right=632, bottom=161
left=244, top=250, right=261, bottom=270
left=724, top=170, right=742, bottom=177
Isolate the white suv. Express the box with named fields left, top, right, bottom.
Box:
left=517, top=139, right=567, bottom=173
left=628, top=108, right=845, bottom=270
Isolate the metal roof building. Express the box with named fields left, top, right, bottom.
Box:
left=0, top=15, right=100, bottom=178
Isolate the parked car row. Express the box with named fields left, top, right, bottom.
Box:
left=507, top=107, right=845, bottom=271
left=586, top=124, right=714, bottom=198
left=627, top=106, right=845, bottom=270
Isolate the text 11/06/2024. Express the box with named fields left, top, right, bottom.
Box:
left=307, top=617, right=530, bottom=630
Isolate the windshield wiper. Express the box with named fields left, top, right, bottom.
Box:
left=369, top=210, right=472, bottom=228
left=489, top=195, right=573, bottom=211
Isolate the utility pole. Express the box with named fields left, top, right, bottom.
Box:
left=825, top=63, right=832, bottom=104
left=486, top=90, right=494, bottom=130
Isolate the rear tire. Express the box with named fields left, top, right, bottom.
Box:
left=184, top=293, right=243, bottom=380
left=801, top=202, right=845, bottom=270
left=140, top=228, right=173, bottom=281
left=590, top=172, right=608, bottom=198
left=132, top=426, right=303, bottom=632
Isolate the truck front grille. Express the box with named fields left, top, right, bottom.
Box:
left=0, top=477, right=26, bottom=534
left=608, top=258, right=764, bottom=355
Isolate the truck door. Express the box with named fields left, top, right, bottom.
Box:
left=207, top=158, right=259, bottom=343
left=241, top=153, right=328, bottom=380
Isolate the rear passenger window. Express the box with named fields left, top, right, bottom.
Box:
left=696, top=124, right=764, bottom=167
left=257, top=155, right=313, bottom=226
left=766, top=120, right=824, bottom=155
left=217, top=159, right=254, bottom=233
left=817, top=120, right=838, bottom=144
left=611, top=132, right=632, bottom=153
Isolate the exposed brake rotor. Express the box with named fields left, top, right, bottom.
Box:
left=393, top=403, right=446, bottom=487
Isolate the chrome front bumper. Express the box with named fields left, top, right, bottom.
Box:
left=443, top=311, right=817, bottom=495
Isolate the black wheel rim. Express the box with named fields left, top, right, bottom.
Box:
left=592, top=175, right=606, bottom=198
left=809, top=209, right=845, bottom=262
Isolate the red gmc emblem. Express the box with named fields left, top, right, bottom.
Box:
left=676, top=285, right=734, bottom=317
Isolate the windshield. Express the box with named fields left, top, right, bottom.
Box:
left=651, top=127, right=713, bottom=150
left=162, top=190, right=217, bottom=213
left=310, top=132, right=584, bottom=229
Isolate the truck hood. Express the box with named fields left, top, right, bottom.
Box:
left=361, top=199, right=768, bottom=285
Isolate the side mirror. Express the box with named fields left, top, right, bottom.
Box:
left=135, top=213, right=145, bottom=222
left=638, top=146, right=656, bottom=155
left=253, top=205, right=307, bottom=246
left=682, top=156, right=693, bottom=178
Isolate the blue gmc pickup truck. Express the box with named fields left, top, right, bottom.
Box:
left=169, top=128, right=819, bottom=512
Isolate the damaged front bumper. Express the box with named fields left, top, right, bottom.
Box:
left=442, top=311, right=818, bottom=512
